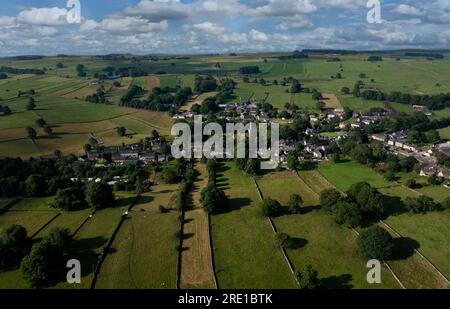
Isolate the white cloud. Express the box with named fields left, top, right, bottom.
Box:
left=277, top=16, right=312, bottom=30
left=191, top=22, right=225, bottom=35
left=251, top=0, right=317, bottom=17
left=17, top=7, right=68, bottom=26
left=124, top=0, right=188, bottom=22
left=249, top=29, right=269, bottom=42
left=392, top=4, right=425, bottom=17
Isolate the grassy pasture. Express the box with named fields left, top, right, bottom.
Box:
left=318, top=161, right=391, bottom=191
left=211, top=162, right=297, bottom=288
left=53, top=194, right=137, bottom=289
left=158, top=75, right=179, bottom=88
left=95, top=193, right=179, bottom=289
left=0, top=211, right=57, bottom=237
left=116, top=107, right=174, bottom=136
left=438, top=126, right=450, bottom=140
left=256, top=171, right=399, bottom=289
left=316, top=162, right=450, bottom=287
left=232, top=82, right=291, bottom=108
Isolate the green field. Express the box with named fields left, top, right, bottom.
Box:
left=211, top=162, right=297, bottom=288
left=95, top=190, right=179, bottom=289
left=256, top=172, right=399, bottom=289
left=318, top=161, right=391, bottom=191
left=316, top=162, right=450, bottom=287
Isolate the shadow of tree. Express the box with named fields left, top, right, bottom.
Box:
left=391, top=237, right=420, bottom=261
left=287, top=237, right=308, bottom=249
left=320, top=274, right=353, bottom=289
left=216, top=197, right=252, bottom=214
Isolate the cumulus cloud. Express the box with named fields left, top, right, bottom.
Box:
left=251, top=0, right=317, bottom=17
left=277, top=16, right=313, bottom=30
left=1, top=0, right=450, bottom=56
left=191, top=22, right=225, bottom=35
left=392, top=4, right=425, bottom=17
left=124, top=0, right=189, bottom=22
left=249, top=29, right=269, bottom=42
left=17, top=7, right=68, bottom=26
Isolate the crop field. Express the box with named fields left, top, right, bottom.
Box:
left=322, top=93, right=343, bottom=109
left=211, top=162, right=297, bottom=288
left=95, top=193, right=179, bottom=289
left=181, top=92, right=218, bottom=111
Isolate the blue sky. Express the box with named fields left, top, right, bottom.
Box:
left=0, top=0, right=449, bottom=56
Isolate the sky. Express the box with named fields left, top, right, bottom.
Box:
left=0, top=0, right=450, bottom=56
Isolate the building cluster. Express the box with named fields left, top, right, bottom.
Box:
left=86, top=137, right=170, bottom=166
left=371, top=132, right=450, bottom=180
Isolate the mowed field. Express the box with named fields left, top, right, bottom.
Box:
left=180, top=163, right=216, bottom=289
left=256, top=171, right=399, bottom=289
left=211, top=162, right=297, bottom=288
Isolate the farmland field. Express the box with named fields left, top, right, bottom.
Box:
left=95, top=193, right=179, bottom=289
left=318, top=161, right=391, bottom=191
left=211, top=162, right=297, bottom=288
left=256, top=172, right=399, bottom=289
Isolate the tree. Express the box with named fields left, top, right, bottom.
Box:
left=341, top=87, right=350, bottom=95
left=0, top=225, right=30, bottom=270
left=43, top=126, right=53, bottom=137
left=76, top=64, right=86, bottom=77
left=26, top=97, right=36, bottom=111
left=288, top=194, right=303, bottom=214
left=85, top=182, right=115, bottom=210
left=53, top=187, right=86, bottom=211
left=384, top=171, right=396, bottom=181
left=20, top=228, right=71, bottom=288
left=275, top=232, right=293, bottom=249
left=260, top=198, right=282, bottom=217
left=162, top=167, right=179, bottom=184
left=287, top=153, right=299, bottom=171
left=332, top=201, right=363, bottom=228
left=296, top=265, right=320, bottom=289
left=347, top=182, right=385, bottom=217
left=26, top=127, right=37, bottom=140
left=83, top=143, right=92, bottom=154
left=244, top=159, right=260, bottom=176
left=25, top=174, right=46, bottom=197
left=442, top=197, right=450, bottom=210
left=319, top=188, right=342, bottom=213
left=200, top=184, right=228, bottom=214
left=405, top=178, right=417, bottom=189
left=404, top=196, right=439, bottom=214
left=357, top=226, right=394, bottom=260
left=116, top=126, right=126, bottom=137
